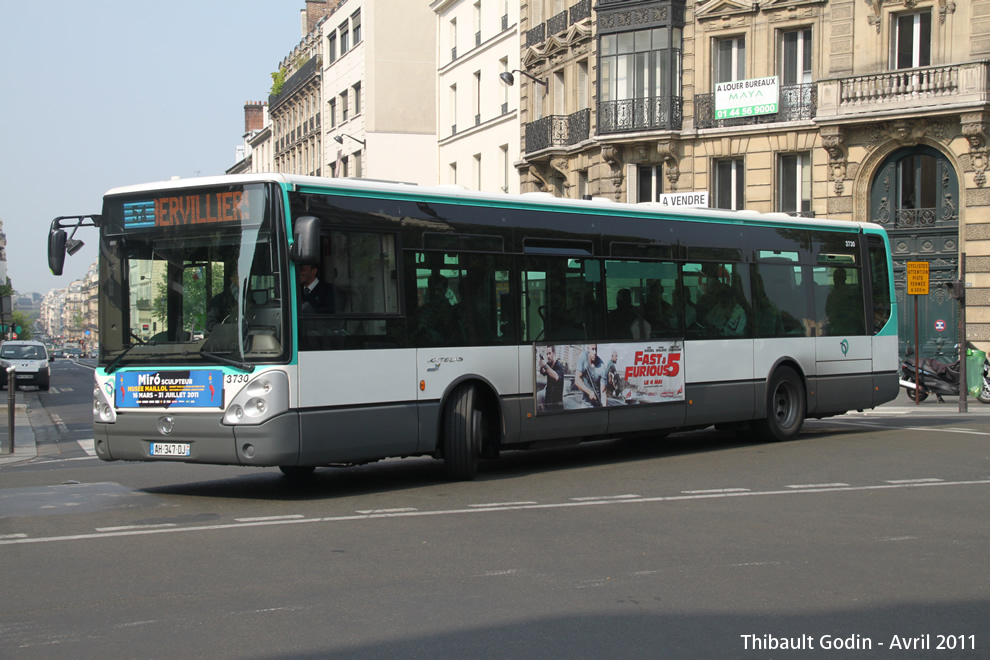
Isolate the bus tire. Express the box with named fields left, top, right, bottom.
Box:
left=443, top=383, right=479, bottom=481
left=755, top=366, right=805, bottom=442
left=279, top=465, right=316, bottom=479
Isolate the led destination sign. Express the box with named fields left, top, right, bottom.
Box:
left=122, top=190, right=251, bottom=230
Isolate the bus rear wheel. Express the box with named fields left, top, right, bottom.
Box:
left=443, top=383, right=480, bottom=481
left=755, top=366, right=805, bottom=442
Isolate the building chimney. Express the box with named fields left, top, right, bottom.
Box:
left=304, top=0, right=329, bottom=35
left=244, top=101, right=265, bottom=134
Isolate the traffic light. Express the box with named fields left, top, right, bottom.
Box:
left=945, top=280, right=965, bottom=303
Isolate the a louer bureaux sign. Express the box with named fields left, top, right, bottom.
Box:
left=715, top=76, right=779, bottom=120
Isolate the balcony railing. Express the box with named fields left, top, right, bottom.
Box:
left=695, top=83, right=817, bottom=129
left=570, top=0, right=591, bottom=24
left=525, top=108, right=591, bottom=153
left=816, top=61, right=990, bottom=119
left=548, top=10, right=567, bottom=36
left=597, top=96, right=683, bottom=134
left=526, top=23, right=545, bottom=47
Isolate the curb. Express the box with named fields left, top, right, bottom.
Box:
left=0, top=403, right=38, bottom=466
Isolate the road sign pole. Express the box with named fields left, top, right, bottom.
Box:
left=914, top=296, right=920, bottom=405
left=906, top=261, right=930, bottom=406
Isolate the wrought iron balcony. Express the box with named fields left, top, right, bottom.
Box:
left=816, top=61, right=990, bottom=120
left=597, top=96, right=683, bottom=134
left=695, top=83, right=817, bottom=129
left=570, top=0, right=591, bottom=24
left=525, top=109, right=591, bottom=153
left=548, top=10, right=567, bottom=36
left=526, top=23, right=545, bottom=47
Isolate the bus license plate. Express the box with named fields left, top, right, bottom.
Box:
left=150, top=442, right=191, bottom=457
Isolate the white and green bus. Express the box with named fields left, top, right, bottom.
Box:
left=48, top=174, right=897, bottom=479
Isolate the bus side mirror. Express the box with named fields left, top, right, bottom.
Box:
left=48, top=228, right=67, bottom=276
left=289, top=216, right=320, bottom=265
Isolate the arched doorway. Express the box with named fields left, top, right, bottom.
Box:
left=870, top=145, right=960, bottom=362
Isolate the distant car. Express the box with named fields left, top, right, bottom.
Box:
left=0, top=340, right=51, bottom=391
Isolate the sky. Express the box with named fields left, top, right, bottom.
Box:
left=0, top=1, right=304, bottom=297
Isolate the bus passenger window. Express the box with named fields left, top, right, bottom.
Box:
left=820, top=266, right=865, bottom=336
left=682, top=262, right=751, bottom=339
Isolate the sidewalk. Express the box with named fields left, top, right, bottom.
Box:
left=0, top=390, right=37, bottom=466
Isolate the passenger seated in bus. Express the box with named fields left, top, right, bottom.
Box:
left=702, top=280, right=747, bottom=337
left=642, top=281, right=675, bottom=335
left=751, top=272, right=785, bottom=338
left=298, top=262, right=335, bottom=314
left=417, top=274, right=460, bottom=344
left=825, top=267, right=864, bottom=335
left=607, top=288, right=637, bottom=339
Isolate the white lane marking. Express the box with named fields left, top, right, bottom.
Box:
left=235, top=515, right=306, bottom=522
left=682, top=488, right=751, bottom=494
left=786, top=483, right=849, bottom=489
left=907, top=426, right=990, bottom=435
left=48, top=387, right=60, bottom=394
left=469, top=501, right=538, bottom=508
left=885, top=478, right=943, bottom=484
left=0, top=534, right=27, bottom=539
left=354, top=507, right=417, bottom=514
left=95, top=524, right=177, bottom=532
left=78, top=439, right=96, bottom=456
left=878, top=536, right=917, bottom=542
left=4, top=478, right=990, bottom=546
left=476, top=569, right=520, bottom=577
left=570, top=494, right=641, bottom=501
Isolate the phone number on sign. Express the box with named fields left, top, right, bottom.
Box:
left=715, top=104, right=777, bottom=119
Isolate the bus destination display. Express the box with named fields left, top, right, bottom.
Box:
left=122, top=190, right=250, bottom=230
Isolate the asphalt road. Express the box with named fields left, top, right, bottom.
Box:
left=1, top=369, right=989, bottom=658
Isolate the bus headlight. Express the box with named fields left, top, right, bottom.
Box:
left=93, top=385, right=117, bottom=424
left=222, top=371, right=288, bottom=426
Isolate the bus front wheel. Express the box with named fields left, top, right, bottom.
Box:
left=443, top=383, right=480, bottom=481
left=755, top=367, right=805, bottom=442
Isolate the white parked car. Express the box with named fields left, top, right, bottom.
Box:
left=0, top=340, right=52, bottom=391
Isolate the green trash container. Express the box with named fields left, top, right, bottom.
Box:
left=965, top=347, right=986, bottom=399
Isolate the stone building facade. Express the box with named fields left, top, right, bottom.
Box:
left=515, top=0, right=990, bottom=360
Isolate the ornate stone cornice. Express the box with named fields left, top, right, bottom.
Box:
left=962, top=113, right=989, bottom=187
left=601, top=146, right=625, bottom=201
left=657, top=139, right=680, bottom=192
left=820, top=126, right=848, bottom=195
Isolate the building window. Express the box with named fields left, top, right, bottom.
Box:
left=327, top=32, right=337, bottom=64
left=553, top=70, right=565, bottom=115
left=353, top=82, right=362, bottom=115
left=778, top=153, right=811, bottom=216
left=714, top=158, right=744, bottom=210
left=637, top=165, right=663, bottom=203
left=599, top=27, right=683, bottom=130
left=474, top=1, right=482, bottom=46
left=328, top=99, right=336, bottom=128
left=500, top=144, right=509, bottom=193
left=474, top=71, right=482, bottom=125
left=474, top=153, right=482, bottom=190
left=341, top=90, right=349, bottom=122
left=779, top=28, right=812, bottom=85
left=578, top=60, right=589, bottom=109
left=340, top=22, right=350, bottom=55
left=354, top=150, right=363, bottom=178
left=891, top=11, right=931, bottom=69
left=450, top=83, right=457, bottom=134
left=713, top=36, right=745, bottom=85
left=352, top=9, right=362, bottom=45
left=500, top=57, right=510, bottom=113
left=450, top=18, right=458, bottom=60
left=450, top=162, right=458, bottom=185
left=577, top=170, right=589, bottom=199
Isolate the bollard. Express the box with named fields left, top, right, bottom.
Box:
left=5, top=365, right=14, bottom=454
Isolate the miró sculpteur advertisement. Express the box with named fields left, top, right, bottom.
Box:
left=116, top=370, right=225, bottom=408
left=534, top=341, right=685, bottom=414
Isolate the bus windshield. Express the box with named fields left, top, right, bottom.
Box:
left=98, top=183, right=288, bottom=369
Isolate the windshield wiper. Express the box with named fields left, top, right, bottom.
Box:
left=105, top=343, right=145, bottom=375
left=195, top=351, right=255, bottom=373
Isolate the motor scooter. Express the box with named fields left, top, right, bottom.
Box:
left=900, top=344, right=990, bottom=403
